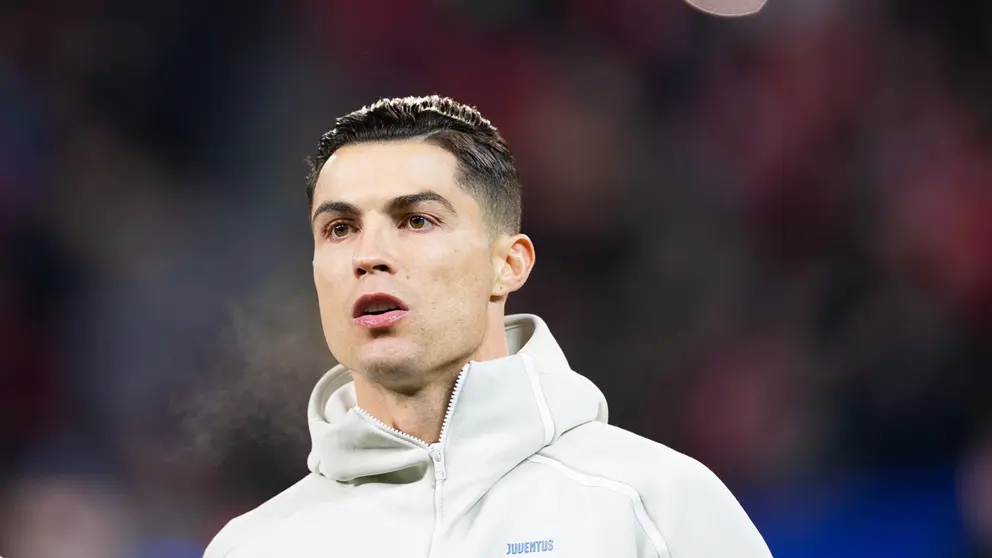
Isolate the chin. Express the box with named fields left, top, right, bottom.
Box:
left=354, top=337, right=422, bottom=376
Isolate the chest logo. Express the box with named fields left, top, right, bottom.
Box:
left=506, top=539, right=554, bottom=554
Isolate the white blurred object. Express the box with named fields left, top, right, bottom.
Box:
left=961, top=432, right=992, bottom=553
left=1, top=475, right=136, bottom=558
left=683, top=0, right=767, bottom=17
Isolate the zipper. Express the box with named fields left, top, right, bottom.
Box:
left=354, top=364, right=471, bottom=556
left=429, top=444, right=446, bottom=529
left=353, top=408, right=432, bottom=448
left=437, top=363, right=469, bottom=448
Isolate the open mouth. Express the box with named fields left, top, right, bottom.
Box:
left=352, top=293, right=409, bottom=323
left=362, top=302, right=402, bottom=316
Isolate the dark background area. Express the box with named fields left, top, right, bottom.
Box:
left=1, top=1, right=991, bottom=556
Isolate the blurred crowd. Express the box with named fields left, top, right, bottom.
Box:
left=1, top=0, right=990, bottom=556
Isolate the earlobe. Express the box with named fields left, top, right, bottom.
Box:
left=491, top=261, right=508, bottom=297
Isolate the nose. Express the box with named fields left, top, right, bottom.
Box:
left=351, top=218, right=398, bottom=278
left=353, top=254, right=394, bottom=277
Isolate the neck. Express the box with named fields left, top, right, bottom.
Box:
left=353, top=363, right=460, bottom=443
left=353, top=309, right=509, bottom=444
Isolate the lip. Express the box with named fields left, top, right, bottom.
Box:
left=351, top=293, right=409, bottom=330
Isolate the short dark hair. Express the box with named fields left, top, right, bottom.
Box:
left=306, top=95, right=522, bottom=234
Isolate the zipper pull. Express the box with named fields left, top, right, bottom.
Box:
left=430, top=445, right=446, bottom=481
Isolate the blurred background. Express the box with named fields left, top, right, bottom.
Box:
left=1, top=0, right=990, bottom=556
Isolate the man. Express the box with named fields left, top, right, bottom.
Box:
left=204, top=96, right=773, bottom=558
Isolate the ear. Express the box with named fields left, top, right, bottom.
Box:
left=491, top=234, right=536, bottom=298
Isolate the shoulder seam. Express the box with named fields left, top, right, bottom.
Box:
left=526, top=454, right=671, bottom=558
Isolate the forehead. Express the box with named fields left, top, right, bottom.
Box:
left=313, top=140, right=469, bottom=208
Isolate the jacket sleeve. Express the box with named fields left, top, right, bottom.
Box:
left=643, top=457, right=773, bottom=558
left=202, top=521, right=237, bottom=558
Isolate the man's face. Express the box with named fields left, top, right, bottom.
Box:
left=310, top=140, right=499, bottom=391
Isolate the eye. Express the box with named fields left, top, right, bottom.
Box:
left=406, top=215, right=434, bottom=230
left=326, top=222, right=353, bottom=239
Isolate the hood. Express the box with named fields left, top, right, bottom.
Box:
left=306, top=314, right=608, bottom=516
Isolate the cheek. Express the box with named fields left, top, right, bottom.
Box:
left=313, top=254, right=350, bottom=315
left=427, top=250, right=493, bottom=304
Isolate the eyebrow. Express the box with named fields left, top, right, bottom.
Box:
left=310, top=190, right=457, bottom=224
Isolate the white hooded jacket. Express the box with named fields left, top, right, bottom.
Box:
left=204, top=314, right=773, bottom=558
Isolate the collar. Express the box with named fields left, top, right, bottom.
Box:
left=306, top=314, right=608, bottom=516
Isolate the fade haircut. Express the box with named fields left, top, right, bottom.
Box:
left=306, top=95, right=522, bottom=234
